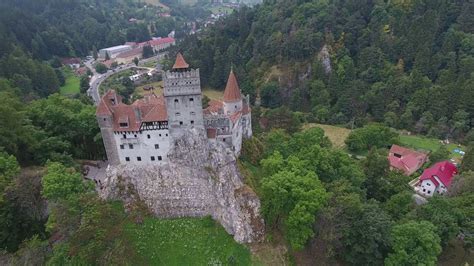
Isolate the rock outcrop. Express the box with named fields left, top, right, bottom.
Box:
left=99, top=129, right=264, bottom=243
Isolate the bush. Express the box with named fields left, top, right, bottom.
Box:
left=345, top=124, right=399, bottom=152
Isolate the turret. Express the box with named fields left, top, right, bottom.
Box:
left=223, top=69, right=243, bottom=115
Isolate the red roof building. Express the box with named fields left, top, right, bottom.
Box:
left=417, top=161, right=458, bottom=197
left=388, top=145, right=428, bottom=176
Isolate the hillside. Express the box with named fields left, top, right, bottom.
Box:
left=177, top=0, right=474, bottom=142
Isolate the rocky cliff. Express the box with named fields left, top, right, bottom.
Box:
left=99, top=129, right=264, bottom=243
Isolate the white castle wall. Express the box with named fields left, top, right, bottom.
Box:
left=114, top=128, right=171, bottom=165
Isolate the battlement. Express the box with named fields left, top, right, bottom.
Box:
left=164, top=68, right=200, bottom=79
left=163, top=69, right=201, bottom=97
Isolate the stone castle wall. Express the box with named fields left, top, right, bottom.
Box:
left=99, top=128, right=264, bottom=243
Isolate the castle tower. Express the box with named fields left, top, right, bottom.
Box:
left=223, top=69, right=243, bottom=115
left=96, top=91, right=120, bottom=165
left=163, top=53, right=204, bottom=136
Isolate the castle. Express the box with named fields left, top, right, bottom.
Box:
left=96, top=53, right=252, bottom=165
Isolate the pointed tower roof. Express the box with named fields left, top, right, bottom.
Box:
left=172, top=52, right=189, bottom=69
left=223, top=69, right=242, bottom=102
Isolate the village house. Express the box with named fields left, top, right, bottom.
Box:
left=61, top=57, right=81, bottom=69
left=415, top=161, right=458, bottom=197
left=388, top=144, right=428, bottom=176
left=96, top=53, right=252, bottom=165
left=138, top=37, right=175, bottom=54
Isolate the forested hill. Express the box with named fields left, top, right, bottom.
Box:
left=0, top=0, right=171, bottom=59
left=178, top=0, right=474, bottom=141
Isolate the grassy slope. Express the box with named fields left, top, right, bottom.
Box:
left=60, top=68, right=80, bottom=95
left=304, top=123, right=350, bottom=149
left=125, top=217, right=252, bottom=265
left=304, top=123, right=465, bottom=160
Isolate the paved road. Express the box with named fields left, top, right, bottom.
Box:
left=85, top=53, right=166, bottom=105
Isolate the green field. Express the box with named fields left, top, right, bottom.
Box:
left=60, top=68, right=80, bottom=95
left=125, top=217, right=252, bottom=265
left=399, top=134, right=465, bottom=160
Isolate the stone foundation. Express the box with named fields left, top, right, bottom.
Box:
left=99, top=128, right=264, bottom=243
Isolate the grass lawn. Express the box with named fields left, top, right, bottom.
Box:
left=304, top=123, right=351, bottom=149
left=125, top=217, right=252, bottom=265
left=399, top=134, right=465, bottom=161
left=134, top=81, right=163, bottom=97
left=60, top=68, right=80, bottom=95
left=203, top=88, right=224, bottom=101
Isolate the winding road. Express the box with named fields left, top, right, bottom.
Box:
left=85, top=53, right=166, bottom=105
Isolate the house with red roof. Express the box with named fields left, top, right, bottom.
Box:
left=138, top=37, right=175, bottom=53
left=416, top=161, right=458, bottom=197
left=388, top=145, right=428, bottom=176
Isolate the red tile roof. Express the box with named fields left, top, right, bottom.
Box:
left=205, top=100, right=224, bottom=114
left=388, top=145, right=428, bottom=176
left=172, top=52, right=189, bottom=69
left=223, top=70, right=241, bottom=102
left=419, top=161, right=458, bottom=188
left=139, top=37, right=175, bottom=47
left=116, top=47, right=143, bottom=59
left=96, top=90, right=168, bottom=132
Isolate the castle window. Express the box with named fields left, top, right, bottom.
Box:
left=155, top=144, right=159, bottom=149
left=176, top=112, right=181, bottom=116
left=174, top=99, right=179, bottom=108
left=428, top=190, right=431, bottom=194
left=189, top=98, right=194, bottom=106
left=103, top=118, right=106, bottom=121
left=125, top=157, right=130, bottom=162
left=423, top=188, right=426, bottom=192
left=123, top=134, right=127, bottom=139
left=180, top=121, right=183, bottom=125
left=134, top=134, right=137, bottom=138
left=129, top=144, right=134, bottom=149
left=120, top=122, right=128, bottom=127
left=191, top=120, right=194, bottom=125
left=223, top=138, right=226, bottom=142
left=137, top=157, right=142, bottom=161
left=147, top=134, right=151, bottom=139
left=151, top=156, right=155, bottom=161
left=191, top=111, right=196, bottom=115
left=158, top=156, right=163, bottom=161
left=120, top=145, right=124, bottom=149
left=166, top=134, right=168, bottom=137
left=159, top=134, right=162, bottom=137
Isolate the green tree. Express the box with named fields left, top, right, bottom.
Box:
left=414, top=197, right=463, bottom=246
left=79, top=75, right=90, bottom=94
left=42, top=162, right=91, bottom=201
left=92, top=45, right=98, bottom=60
left=384, top=191, right=414, bottom=220
left=142, top=45, right=154, bottom=59
left=133, top=57, right=139, bottom=66
left=261, top=169, right=328, bottom=250
left=429, top=145, right=449, bottom=163
left=385, top=221, right=441, bottom=266
left=343, top=202, right=393, bottom=265
left=345, top=124, right=399, bottom=152
left=461, top=144, right=474, bottom=172
left=260, top=82, right=281, bottom=108
left=95, top=63, right=107, bottom=74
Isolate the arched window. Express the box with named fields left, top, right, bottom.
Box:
left=174, top=99, right=179, bottom=108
